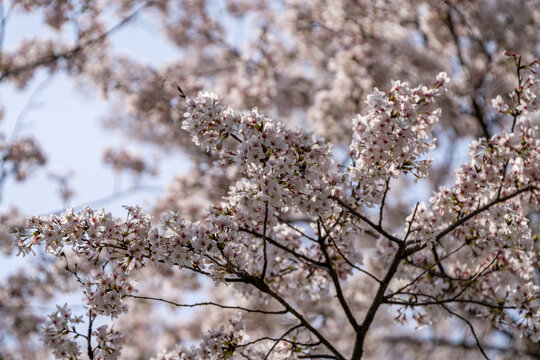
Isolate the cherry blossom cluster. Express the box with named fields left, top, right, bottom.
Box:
left=153, top=209, right=336, bottom=305
left=408, top=64, right=540, bottom=247
left=491, top=64, right=539, bottom=118
left=180, top=92, right=362, bottom=290
left=41, top=304, right=83, bottom=360
left=17, top=68, right=540, bottom=357
left=400, top=125, right=540, bottom=340
left=153, top=314, right=247, bottom=360
left=182, top=91, right=341, bottom=217
left=93, top=325, right=124, bottom=360
left=349, top=73, right=448, bottom=204
left=19, top=206, right=150, bottom=265
left=8, top=40, right=540, bottom=359
left=17, top=206, right=153, bottom=322
left=41, top=305, right=124, bottom=360
left=83, top=271, right=137, bottom=318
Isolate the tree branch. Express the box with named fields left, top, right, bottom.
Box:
left=405, top=185, right=535, bottom=256
left=351, top=242, right=407, bottom=360
left=434, top=186, right=533, bottom=242
left=87, top=311, right=95, bottom=360
left=229, top=275, right=346, bottom=360
left=320, top=220, right=381, bottom=283
left=378, top=178, right=391, bottom=227
left=128, top=294, right=288, bottom=315
left=261, top=203, right=269, bottom=280
left=439, top=302, right=490, bottom=359
left=331, top=196, right=403, bottom=245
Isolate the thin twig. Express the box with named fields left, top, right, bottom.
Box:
left=263, top=324, right=302, bottom=360
left=389, top=243, right=466, bottom=296
left=405, top=186, right=535, bottom=256
left=378, top=178, right=391, bottom=227
left=276, top=215, right=317, bottom=242
left=439, top=303, right=490, bottom=360
left=128, top=294, right=288, bottom=315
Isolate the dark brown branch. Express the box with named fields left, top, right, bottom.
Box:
left=351, top=242, right=407, bottom=359
left=87, top=311, right=95, bottom=360
left=471, top=97, right=491, bottom=138
left=431, top=247, right=449, bottom=278
left=439, top=303, right=490, bottom=359
left=263, top=324, right=302, bottom=360
left=261, top=203, right=269, bottom=280
left=445, top=4, right=491, bottom=138
left=386, top=252, right=507, bottom=309
left=331, top=196, right=403, bottom=245
left=385, top=295, right=516, bottom=310
left=320, top=221, right=381, bottom=283
left=276, top=215, right=317, bottom=242
left=389, top=243, right=467, bottom=296
left=61, top=254, right=86, bottom=286
left=378, top=178, right=391, bottom=227
left=230, top=133, right=243, bottom=143
left=230, top=275, right=346, bottom=360
left=238, top=324, right=320, bottom=349
left=404, top=203, right=419, bottom=242
left=435, top=186, right=533, bottom=242
left=446, top=251, right=501, bottom=301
